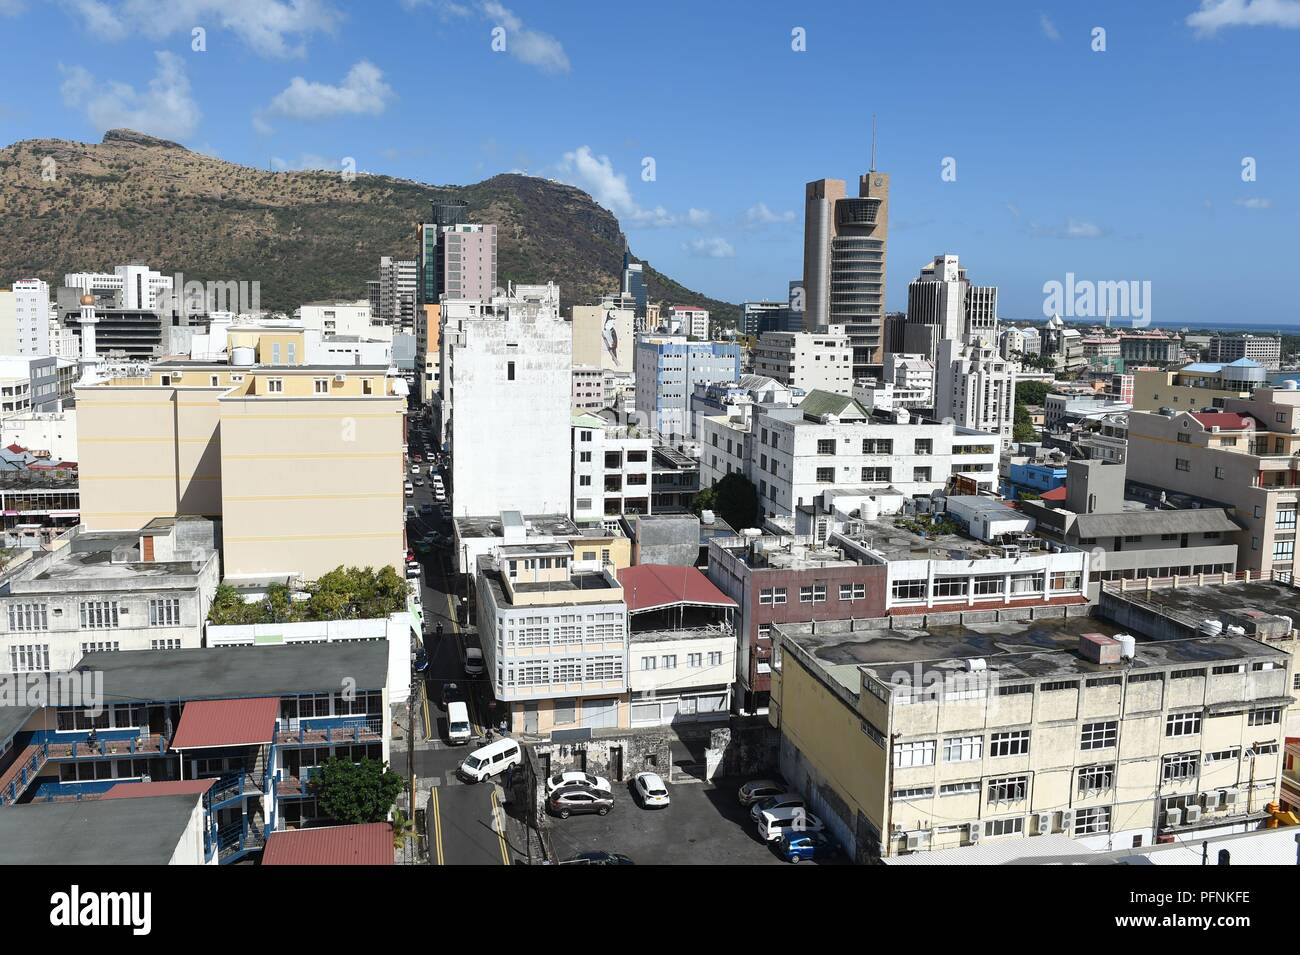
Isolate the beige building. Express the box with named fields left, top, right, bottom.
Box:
left=771, top=614, right=1292, bottom=861
left=414, top=303, right=441, bottom=405
left=1132, top=360, right=1265, bottom=413
left=1126, top=385, right=1300, bottom=576
left=75, top=342, right=405, bottom=582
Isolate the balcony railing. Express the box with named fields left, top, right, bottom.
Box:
left=43, top=732, right=167, bottom=760
left=273, top=715, right=383, bottom=746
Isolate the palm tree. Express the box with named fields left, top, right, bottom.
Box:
left=391, top=808, right=416, bottom=850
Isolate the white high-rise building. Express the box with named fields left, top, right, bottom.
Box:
left=378, top=256, right=417, bottom=328
left=883, top=352, right=935, bottom=407
left=446, top=284, right=571, bottom=517
left=753, top=325, right=853, bottom=394
left=64, top=266, right=172, bottom=311
left=935, top=338, right=1016, bottom=449
left=902, top=253, right=998, bottom=365
left=9, top=280, right=51, bottom=355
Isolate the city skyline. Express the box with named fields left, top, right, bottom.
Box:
left=0, top=1, right=1296, bottom=325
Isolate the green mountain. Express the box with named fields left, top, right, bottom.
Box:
left=0, top=129, right=739, bottom=324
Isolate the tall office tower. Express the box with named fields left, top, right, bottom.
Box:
left=620, top=250, right=648, bottom=323
left=419, top=198, right=470, bottom=307
left=903, top=254, right=999, bottom=366
left=437, top=224, right=498, bottom=302
left=934, top=338, right=1016, bottom=449
left=378, top=256, right=417, bottom=327
left=802, top=172, right=890, bottom=376
left=366, top=280, right=382, bottom=317
left=8, top=279, right=52, bottom=355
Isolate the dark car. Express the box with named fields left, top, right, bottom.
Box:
left=419, top=503, right=436, bottom=515
left=558, top=851, right=634, bottom=865
left=774, top=831, right=841, bottom=864
left=440, top=682, right=463, bottom=707
left=413, top=649, right=429, bottom=674
left=548, top=785, right=614, bottom=819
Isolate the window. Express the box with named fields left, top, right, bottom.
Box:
left=507, top=361, right=515, bottom=381
left=815, top=467, right=834, bottom=483
left=816, top=439, right=835, bottom=455
left=1212, top=663, right=1245, bottom=675
left=1175, top=458, right=1190, bottom=471
left=1050, top=571, right=1083, bottom=592
left=933, top=576, right=967, bottom=598
left=7, top=602, right=48, bottom=632
left=984, top=817, right=1024, bottom=837
left=914, top=439, right=932, bottom=455
left=1009, top=572, right=1045, bottom=595
left=1077, top=765, right=1114, bottom=795
left=913, top=466, right=932, bottom=483
left=1171, top=668, right=1205, bottom=680
left=995, top=683, right=1033, bottom=697
left=314, top=378, right=329, bottom=394
left=862, top=438, right=893, bottom=454
left=80, top=641, right=120, bottom=654
left=1080, top=721, right=1118, bottom=749
left=862, top=467, right=890, bottom=482
left=266, top=378, right=283, bottom=393
left=986, top=775, right=1028, bottom=804
left=687, top=653, right=702, bottom=668
left=1165, top=711, right=1202, bottom=737
left=1248, top=707, right=1281, bottom=726
left=80, top=601, right=119, bottom=630
left=1161, top=752, right=1199, bottom=782
left=707, top=651, right=723, bottom=666
left=1177, top=432, right=1190, bottom=443
left=893, top=786, right=934, bottom=800
left=149, top=598, right=180, bottom=627
left=892, top=578, right=926, bottom=601
left=940, top=781, right=980, bottom=796
left=760, top=588, right=775, bottom=605
left=151, top=638, right=182, bottom=650
left=1041, top=680, right=1079, bottom=692
left=1273, top=540, right=1294, bottom=562
left=1074, top=806, right=1111, bottom=835
left=892, top=740, right=936, bottom=768
left=973, top=575, right=1003, bottom=596
left=839, top=583, right=865, bottom=600
left=1203, top=748, right=1240, bottom=764
left=640, top=656, right=656, bottom=671
left=1086, top=676, right=1122, bottom=688
left=662, top=655, right=677, bottom=670
left=943, top=736, right=982, bottom=763
left=1278, top=506, right=1297, bottom=530
left=989, top=730, right=1030, bottom=757
left=799, top=584, right=826, bottom=603
left=772, top=587, right=786, bottom=605
left=8, top=644, right=48, bottom=672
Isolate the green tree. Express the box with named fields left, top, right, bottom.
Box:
left=311, top=757, right=402, bottom=825
left=1016, top=380, right=1052, bottom=406
left=694, top=472, right=760, bottom=531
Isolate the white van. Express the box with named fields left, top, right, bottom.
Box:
left=446, top=701, right=472, bottom=745
left=756, top=806, right=824, bottom=842
left=458, top=737, right=521, bottom=782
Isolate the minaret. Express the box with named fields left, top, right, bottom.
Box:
left=78, top=293, right=101, bottom=382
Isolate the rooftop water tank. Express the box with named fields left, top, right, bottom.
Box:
left=861, top=497, right=881, bottom=521
left=1115, top=633, right=1136, bottom=659
left=1200, top=619, right=1224, bottom=636
left=231, top=345, right=255, bottom=366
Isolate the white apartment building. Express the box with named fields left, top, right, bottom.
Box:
left=0, top=520, right=220, bottom=675
left=5, top=280, right=52, bottom=355
left=934, top=339, right=1016, bottom=449
left=64, top=265, right=173, bottom=311
left=445, top=284, right=572, bottom=517
left=378, top=256, right=417, bottom=327
left=1, top=409, right=78, bottom=461
left=1000, top=326, right=1041, bottom=359
left=668, top=305, right=710, bottom=339
left=475, top=543, right=630, bottom=735
left=754, top=325, right=853, bottom=394
left=572, top=414, right=654, bottom=522
left=747, top=391, right=1000, bottom=519
left=297, top=300, right=381, bottom=339
left=883, top=352, right=935, bottom=406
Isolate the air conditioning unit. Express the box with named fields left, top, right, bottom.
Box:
left=1203, top=791, right=1224, bottom=811
left=1184, top=806, right=1202, bottom=824
left=171, top=371, right=183, bottom=380
left=1164, top=807, right=1183, bottom=828
left=905, top=830, right=928, bottom=852
left=333, top=374, right=346, bottom=383
left=1034, top=812, right=1053, bottom=835
left=967, top=823, right=981, bottom=844
left=1223, top=788, right=1241, bottom=808
left=1058, top=809, right=1074, bottom=832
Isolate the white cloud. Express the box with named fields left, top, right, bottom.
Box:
left=481, top=1, right=570, bottom=74
left=59, top=0, right=342, bottom=58
left=1040, top=12, right=1061, bottom=40
left=684, top=237, right=735, bottom=259
left=270, top=153, right=337, bottom=171
left=557, top=145, right=710, bottom=229
left=1187, top=0, right=1300, bottom=35
left=256, top=60, right=393, bottom=131
left=1234, top=196, right=1273, bottom=208
left=744, top=202, right=795, bottom=227
left=1005, top=201, right=1022, bottom=219
left=1065, top=219, right=1103, bottom=238
left=60, top=50, right=200, bottom=140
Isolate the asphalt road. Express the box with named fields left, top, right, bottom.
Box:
left=401, top=418, right=519, bottom=865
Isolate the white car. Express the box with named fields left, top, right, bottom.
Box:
left=757, top=806, right=824, bottom=842
left=633, top=772, right=670, bottom=808
left=749, top=793, right=804, bottom=823
left=410, top=464, right=421, bottom=474
left=545, top=771, right=612, bottom=797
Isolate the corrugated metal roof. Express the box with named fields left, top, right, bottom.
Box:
left=1190, top=412, right=1254, bottom=430
left=102, top=779, right=217, bottom=800
left=617, top=564, right=736, bottom=614
left=798, top=389, right=865, bottom=420
left=171, top=696, right=280, bottom=750
left=262, top=823, right=394, bottom=865
left=1074, top=508, right=1240, bottom=538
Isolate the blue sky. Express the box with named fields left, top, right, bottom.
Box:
left=0, top=0, right=1297, bottom=325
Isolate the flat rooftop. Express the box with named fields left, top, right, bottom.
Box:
left=837, top=519, right=1018, bottom=563
left=75, top=642, right=389, bottom=702
left=776, top=614, right=1290, bottom=695
left=32, top=549, right=204, bottom=583
left=0, top=794, right=203, bottom=865
left=720, top=537, right=860, bottom=572
left=476, top=557, right=619, bottom=608
left=1109, top=579, right=1300, bottom=626
left=455, top=512, right=579, bottom=540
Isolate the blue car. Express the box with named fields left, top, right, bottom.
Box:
left=776, top=831, right=839, bottom=864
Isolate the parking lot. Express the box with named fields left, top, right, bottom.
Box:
left=542, top=776, right=842, bottom=866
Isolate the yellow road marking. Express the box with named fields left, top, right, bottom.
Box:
left=430, top=786, right=444, bottom=865
left=490, top=787, right=510, bottom=866
left=421, top=679, right=431, bottom=740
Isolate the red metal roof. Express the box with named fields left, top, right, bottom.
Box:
left=171, top=697, right=280, bottom=750
left=617, top=564, right=736, bottom=614
left=101, top=779, right=217, bottom=800
left=1190, top=412, right=1254, bottom=430
left=1040, top=486, right=1068, bottom=502
left=262, top=823, right=394, bottom=866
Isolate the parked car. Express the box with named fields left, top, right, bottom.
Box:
left=756, top=807, right=824, bottom=842
left=415, top=478, right=424, bottom=487
left=410, top=464, right=421, bottom=474
left=411, top=454, right=422, bottom=463
left=775, top=831, right=840, bottom=864
left=545, top=771, right=612, bottom=797
left=548, top=785, right=614, bottom=819
left=462, top=645, right=484, bottom=676
left=413, top=648, right=429, bottom=673
left=737, top=779, right=787, bottom=807
left=440, top=681, right=463, bottom=707
left=749, top=793, right=804, bottom=823
left=632, top=771, right=670, bottom=808
left=558, top=851, right=634, bottom=865
left=405, top=505, right=416, bottom=518
left=419, top=503, right=435, bottom=515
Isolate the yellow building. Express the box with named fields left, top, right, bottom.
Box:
left=1131, top=361, right=1263, bottom=412
left=771, top=615, right=1291, bottom=862
left=76, top=356, right=405, bottom=582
